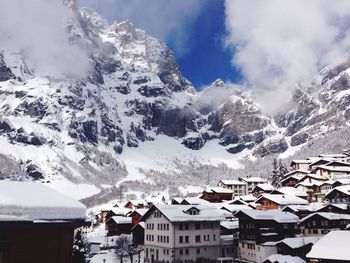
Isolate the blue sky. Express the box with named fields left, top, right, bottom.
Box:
left=168, top=0, right=242, bottom=89
left=79, top=0, right=242, bottom=89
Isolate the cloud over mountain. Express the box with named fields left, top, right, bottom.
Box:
left=224, top=0, right=350, bottom=115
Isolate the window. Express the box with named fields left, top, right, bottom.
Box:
left=185, top=249, right=189, bottom=255
left=146, top=248, right=149, bottom=258
left=180, top=249, right=183, bottom=255
left=313, top=229, right=318, bottom=234
left=195, top=223, right=201, bottom=230
left=184, top=223, right=189, bottom=230
left=195, top=235, right=201, bottom=242
left=167, top=236, right=169, bottom=243
left=179, top=223, right=183, bottom=230
left=167, top=224, right=169, bottom=230
left=185, top=236, right=189, bottom=243
left=196, top=248, right=200, bottom=254
left=213, top=234, right=216, bottom=241
left=179, top=236, right=183, bottom=243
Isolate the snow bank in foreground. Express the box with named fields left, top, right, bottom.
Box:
left=0, top=181, right=86, bottom=220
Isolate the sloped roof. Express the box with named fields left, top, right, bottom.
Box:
left=252, top=183, right=275, bottom=192
left=204, top=187, right=233, bottom=194
left=324, top=185, right=350, bottom=198
left=219, top=179, right=245, bottom=185
left=0, top=181, right=86, bottom=220
left=142, top=204, right=225, bottom=222
left=236, top=209, right=298, bottom=223
left=278, top=236, right=320, bottom=249
left=271, top=187, right=308, bottom=197
left=240, top=177, right=268, bottom=183
left=265, top=254, right=305, bottom=263
left=256, top=194, right=308, bottom=205
left=107, top=216, right=132, bottom=224
left=300, top=212, right=350, bottom=224
left=307, top=231, right=350, bottom=260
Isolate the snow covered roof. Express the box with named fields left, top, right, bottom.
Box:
left=221, top=204, right=253, bottom=213
left=131, top=208, right=149, bottom=217
left=319, top=154, right=348, bottom=159
left=220, top=220, right=239, bottom=229
left=219, top=179, right=245, bottom=185
left=0, top=181, right=86, bottom=220
left=324, top=185, right=350, bottom=198
left=107, top=216, right=132, bottom=224
left=298, top=173, right=328, bottom=182
left=107, top=207, right=132, bottom=216
left=142, top=204, right=225, bottom=222
left=252, top=183, right=275, bottom=192
left=240, top=177, right=268, bottom=183
left=145, top=194, right=166, bottom=204
left=334, top=178, right=350, bottom=185
left=291, top=159, right=313, bottom=164
left=236, top=210, right=298, bottom=223
left=299, top=212, right=350, bottom=223
left=182, top=196, right=211, bottom=205
left=271, top=187, right=308, bottom=197
left=307, top=231, right=350, bottom=260
left=314, top=165, right=350, bottom=172
left=265, top=254, right=305, bottom=263
left=204, top=187, right=233, bottom=194
left=239, top=194, right=256, bottom=202
left=283, top=170, right=309, bottom=177
left=256, top=194, right=308, bottom=205
left=277, top=236, right=320, bottom=249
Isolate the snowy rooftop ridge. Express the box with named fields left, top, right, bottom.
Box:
left=307, top=231, right=350, bottom=260
left=0, top=181, right=86, bottom=220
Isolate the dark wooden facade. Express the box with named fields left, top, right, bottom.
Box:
left=0, top=221, right=82, bottom=263
left=299, top=213, right=350, bottom=235
left=235, top=211, right=299, bottom=245
left=106, top=218, right=132, bottom=236
left=131, top=223, right=145, bottom=247
left=200, top=191, right=232, bottom=203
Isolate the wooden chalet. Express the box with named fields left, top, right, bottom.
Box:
left=130, top=208, right=148, bottom=226
left=200, top=187, right=233, bottom=203
left=131, top=222, right=145, bottom=247
left=290, top=160, right=313, bottom=171
left=275, top=236, right=320, bottom=260
left=106, top=216, right=132, bottom=236
left=235, top=210, right=299, bottom=263
left=251, top=183, right=275, bottom=197
left=299, top=212, right=350, bottom=236
left=324, top=185, right=350, bottom=204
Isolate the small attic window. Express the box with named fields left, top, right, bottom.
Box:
left=185, top=207, right=200, bottom=215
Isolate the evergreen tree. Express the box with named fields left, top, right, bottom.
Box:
left=278, top=159, right=289, bottom=178
left=72, top=229, right=87, bottom=263
left=270, top=158, right=279, bottom=187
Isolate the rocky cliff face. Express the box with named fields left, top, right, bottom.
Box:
left=0, top=4, right=349, bottom=199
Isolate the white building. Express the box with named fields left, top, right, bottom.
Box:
left=240, top=177, right=268, bottom=194
left=217, top=180, right=247, bottom=197
left=142, top=204, right=225, bottom=263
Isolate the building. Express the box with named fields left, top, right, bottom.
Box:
left=0, top=181, right=87, bottom=263
left=298, top=212, right=350, bottom=236
left=323, top=185, right=350, bottom=204
left=311, top=165, right=350, bottom=179
left=217, top=180, right=246, bottom=197
left=235, top=210, right=299, bottom=262
left=275, top=236, right=320, bottom=260
left=251, top=183, right=275, bottom=197
left=142, top=204, right=225, bottom=263
left=200, top=187, right=233, bottom=203
left=255, top=194, right=308, bottom=210
left=106, top=216, right=132, bottom=236
left=290, top=160, right=313, bottom=171
left=132, top=222, right=145, bottom=247
left=307, top=231, right=350, bottom=262
left=240, top=177, right=268, bottom=194
left=270, top=187, right=308, bottom=199
left=130, top=208, right=149, bottom=226
left=264, top=254, right=306, bottom=263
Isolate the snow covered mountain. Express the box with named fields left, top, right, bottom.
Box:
left=0, top=3, right=349, bottom=201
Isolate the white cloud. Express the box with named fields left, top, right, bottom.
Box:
left=79, top=0, right=207, bottom=56
left=224, top=0, right=350, bottom=115
left=0, top=0, right=90, bottom=79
